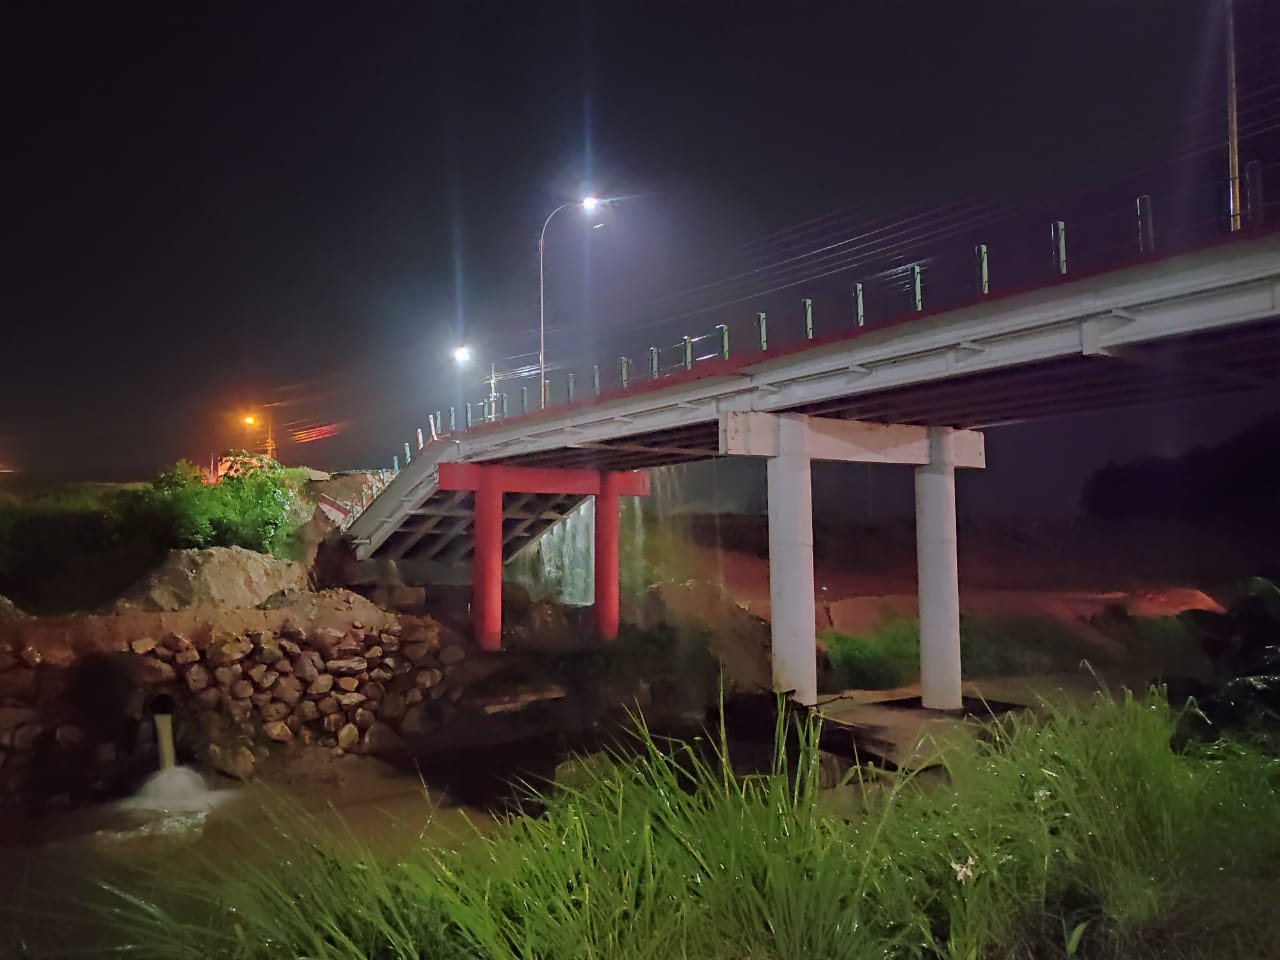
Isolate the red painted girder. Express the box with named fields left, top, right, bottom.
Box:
left=437, top=462, right=650, bottom=497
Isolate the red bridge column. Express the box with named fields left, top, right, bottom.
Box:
left=472, top=469, right=504, bottom=651
left=594, top=471, right=621, bottom=640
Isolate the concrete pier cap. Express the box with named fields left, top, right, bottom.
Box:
left=719, top=411, right=985, bottom=709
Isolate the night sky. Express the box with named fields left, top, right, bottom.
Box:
left=4, top=1, right=1278, bottom=516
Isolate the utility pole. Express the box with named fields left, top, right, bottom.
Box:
left=1226, top=0, right=1241, bottom=231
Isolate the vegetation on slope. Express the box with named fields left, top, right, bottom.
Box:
left=0, top=457, right=311, bottom=613
left=97, top=690, right=1280, bottom=960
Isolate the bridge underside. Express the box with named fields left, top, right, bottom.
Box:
left=492, top=318, right=1280, bottom=473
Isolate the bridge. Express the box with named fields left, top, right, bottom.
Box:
left=345, top=216, right=1280, bottom=711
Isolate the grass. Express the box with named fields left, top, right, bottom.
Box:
left=94, top=690, right=1280, bottom=960
left=822, top=616, right=1097, bottom=691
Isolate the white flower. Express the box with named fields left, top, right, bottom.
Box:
left=951, top=855, right=976, bottom=884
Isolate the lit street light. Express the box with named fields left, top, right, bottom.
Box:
left=538, top=195, right=607, bottom=409
left=453, top=344, right=472, bottom=365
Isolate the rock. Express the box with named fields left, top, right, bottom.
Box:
left=322, top=713, right=344, bottom=733
left=152, top=645, right=175, bottom=662
left=293, top=699, right=320, bottom=723
left=13, top=723, right=42, bottom=751
left=20, top=646, right=42, bottom=668
left=336, top=723, right=360, bottom=750
left=164, top=632, right=194, bottom=653
left=286, top=715, right=303, bottom=735
left=264, top=721, right=293, bottom=743
left=399, top=706, right=432, bottom=736
left=336, top=676, right=360, bottom=692
left=0, top=707, right=38, bottom=731
left=245, top=663, right=268, bottom=684
left=307, top=674, right=334, bottom=696
left=114, top=546, right=307, bottom=613
left=260, top=701, right=291, bottom=723
left=208, top=634, right=254, bottom=666
left=362, top=723, right=405, bottom=753
left=334, top=691, right=366, bottom=708
left=365, top=645, right=383, bottom=661
left=313, top=626, right=346, bottom=649
left=185, top=664, right=212, bottom=692
left=0, top=652, right=17, bottom=673
left=402, top=624, right=439, bottom=648
left=55, top=725, right=85, bottom=748
left=430, top=682, right=450, bottom=700
left=403, top=643, right=437, bottom=666
left=214, top=666, right=237, bottom=687
left=231, top=679, right=254, bottom=699
left=251, top=631, right=282, bottom=663
left=361, top=681, right=386, bottom=701
left=326, top=657, right=368, bottom=675
left=227, top=699, right=252, bottom=722
left=368, top=667, right=393, bottom=682
left=139, top=660, right=177, bottom=684
left=251, top=690, right=274, bottom=707
left=354, top=708, right=376, bottom=731
left=208, top=743, right=258, bottom=779
left=273, top=676, right=303, bottom=705
left=0, top=595, right=29, bottom=622
left=415, top=668, right=444, bottom=689
left=438, top=645, right=467, bottom=666
left=272, top=658, right=293, bottom=675
left=405, top=688, right=424, bottom=707
left=379, top=632, right=400, bottom=652
left=316, top=695, right=339, bottom=716
left=257, top=669, right=280, bottom=690
left=279, top=638, right=302, bottom=657
left=379, top=692, right=406, bottom=720
left=131, top=637, right=158, bottom=655
left=292, top=656, right=320, bottom=684
left=196, top=687, right=223, bottom=709
left=94, top=742, right=117, bottom=764
left=281, top=621, right=306, bottom=642
left=174, top=647, right=201, bottom=666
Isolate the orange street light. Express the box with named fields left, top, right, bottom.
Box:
left=243, top=414, right=257, bottom=426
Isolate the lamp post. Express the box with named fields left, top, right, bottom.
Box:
left=538, top=196, right=601, bottom=409
left=242, top=412, right=276, bottom=461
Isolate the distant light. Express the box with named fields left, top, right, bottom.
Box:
left=581, top=196, right=600, bottom=212
left=243, top=415, right=257, bottom=426
left=453, top=345, right=472, bottom=365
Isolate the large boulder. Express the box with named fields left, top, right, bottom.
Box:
left=114, top=547, right=308, bottom=613
left=0, top=595, right=28, bottom=623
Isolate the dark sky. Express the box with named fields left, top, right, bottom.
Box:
left=3, top=0, right=1278, bottom=511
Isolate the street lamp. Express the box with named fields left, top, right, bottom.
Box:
left=241, top=411, right=276, bottom=461
left=453, top=344, right=472, bottom=365
left=538, top=195, right=605, bottom=409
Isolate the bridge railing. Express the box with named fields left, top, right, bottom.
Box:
left=375, top=151, right=1276, bottom=478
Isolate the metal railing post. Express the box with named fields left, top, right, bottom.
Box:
left=911, top=264, right=923, bottom=312
left=1136, top=194, right=1155, bottom=254
left=567, top=372, right=576, bottom=402
left=648, top=346, right=659, bottom=378
left=853, top=282, right=864, bottom=327
left=717, top=323, right=729, bottom=359
left=465, top=404, right=473, bottom=428
left=501, top=393, right=509, bottom=418
left=521, top=386, right=529, bottom=414
left=392, top=455, right=399, bottom=472
left=593, top=364, right=601, bottom=395
left=619, top=357, right=631, bottom=388
left=803, top=298, right=814, bottom=339
left=1052, top=220, right=1068, bottom=275
left=755, top=312, right=768, bottom=350
left=403, top=442, right=411, bottom=463
left=416, top=428, right=424, bottom=451
left=449, top=406, right=456, bottom=432
left=683, top=335, right=693, bottom=369
left=975, top=244, right=989, bottom=295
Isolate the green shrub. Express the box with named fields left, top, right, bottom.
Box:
left=0, top=459, right=311, bottom=612
left=824, top=619, right=921, bottom=689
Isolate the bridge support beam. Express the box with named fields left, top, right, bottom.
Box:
left=437, top=463, right=649, bottom=651
left=594, top=471, right=622, bottom=640
left=720, top=412, right=984, bottom=710
left=766, top=418, right=818, bottom=705
left=915, top=427, right=962, bottom=710
left=472, top=469, right=504, bottom=652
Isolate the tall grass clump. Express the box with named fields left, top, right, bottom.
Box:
left=103, top=691, right=1280, bottom=960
